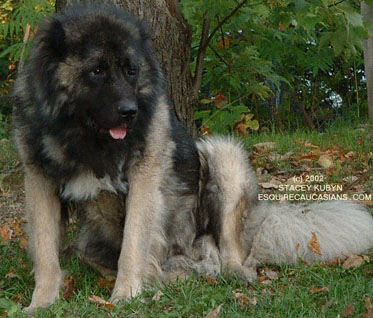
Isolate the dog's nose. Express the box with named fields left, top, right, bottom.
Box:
left=118, top=101, right=138, bottom=119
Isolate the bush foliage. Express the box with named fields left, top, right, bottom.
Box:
left=0, top=0, right=371, bottom=133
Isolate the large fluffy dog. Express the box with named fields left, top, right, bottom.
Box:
left=13, top=3, right=373, bottom=312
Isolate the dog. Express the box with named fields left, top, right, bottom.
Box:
left=12, top=2, right=373, bottom=312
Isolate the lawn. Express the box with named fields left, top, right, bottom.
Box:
left=0, top=117, right=372, bottom=317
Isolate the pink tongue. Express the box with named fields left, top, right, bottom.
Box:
left=109, top=125, right=127, bottom=139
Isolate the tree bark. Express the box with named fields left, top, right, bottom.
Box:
left=55, top=0, right=196, bottom=133
left=361, top=2, right=373, bottom=120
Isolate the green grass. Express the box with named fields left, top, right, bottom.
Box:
left=243, top=118, right=373, bottom=154
left=0, top=241, right=372, bottom=317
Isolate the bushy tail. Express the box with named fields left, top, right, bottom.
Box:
left=197, top=136, right=373, bottom=268
left=244, top=201, right=373, bottom=267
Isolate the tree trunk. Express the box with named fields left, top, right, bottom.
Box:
left=361, top=2, right=373, bottom=120
left=55, top=0, right=196, bottom=133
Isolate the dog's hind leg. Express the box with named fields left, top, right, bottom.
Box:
left=75, top=191, right=125, bottom=272
left=197, top=137, right=258, bottom=281
left=24, top=166, right=63, bottom=312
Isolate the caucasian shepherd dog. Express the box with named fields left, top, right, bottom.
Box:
left=13, top=2, right=373, bottom=312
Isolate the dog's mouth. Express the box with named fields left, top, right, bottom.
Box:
left=108, top=124, right=127, bottom=140
left=88, top=119, right=128, bottom=140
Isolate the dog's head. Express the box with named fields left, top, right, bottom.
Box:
left=25, top=3, right=164, bottom=140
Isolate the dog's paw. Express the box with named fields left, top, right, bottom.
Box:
left=25, top=272, right=63, bottom=314
left=225, top=262, right=257, bottom=283
left=110, top=283, right=142, bottom=304
left=25, top=292, right=59, bottom=315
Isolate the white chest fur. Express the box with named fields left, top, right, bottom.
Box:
left=60, top=170, right=128, bottom=201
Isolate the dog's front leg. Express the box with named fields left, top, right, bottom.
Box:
left=111, top=164, right=163, bottom=302
left=24, top=166, right=63, bottom=312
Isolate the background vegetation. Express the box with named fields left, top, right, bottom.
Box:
left=1, top=0, right=373, bottom=134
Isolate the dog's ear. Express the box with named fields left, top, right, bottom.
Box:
left=138, top=21, right=153, bottom=51
left=37, top=17, right=67, bottom=61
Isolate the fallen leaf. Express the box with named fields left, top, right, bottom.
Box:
left=5, top=270, right=20, bottom=279
left=342, top=254, right=365, bottom=269
left=343, top=304, right=355, bottom=317
left=152, top=290, right=164, bottom=301
left=63, top=278, right=77, bottom=299
left=363, top=296, right=372, bottom=318
left=12, top=218, right=23, bottom=237
left=206, top=304, right=223, bottom=318
left=263, top=270, right=278, bottom=280
left=258, top=179, right=281, bottom=189
left=343, top=176, right=358, bottom=183
left=98, top=277, right=115, bottom=291
left=310, top=286, right=329, bottom=294
left=0, top=224, right=11, bottom=243
left=258, top=276, right=271, bottom=284
left=301, top=154, right=319, bottom=160
left=253, top=142, right=276, bottom=153
left=19, top=237, right=28, bottom=249
left=345, top=151, right=355, bottom=159
left=308, top=232, right=322, bottom=256
left=235, top=122, right=249, bottom=137
left=362, top=255, right=370, bottom=262
left=304, top=141, right=319, bottom=149
left=269, top=151, right=293, bottom=161
left=205, top=275, right=219, bottom=285
left=249, top=297, right=258, bottom=306
left=324, top=258, right=343, bottom=266
left=322, top=300, right=335, bottom=311
left=88, top=295, right=115, bottom=309
left=318, top=155, right=333, bottom=169
left=233, top=290, right=249, bottom=307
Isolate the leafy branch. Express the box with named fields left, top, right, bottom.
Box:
left=192, top=0, right=265, bottom=95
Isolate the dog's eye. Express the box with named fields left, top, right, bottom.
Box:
left=91, top=67, right=106, bottom=77
left=127, top=68, right=137, bottom=76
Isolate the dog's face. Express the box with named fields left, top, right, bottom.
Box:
left=31, top=5, right=162, bottom=141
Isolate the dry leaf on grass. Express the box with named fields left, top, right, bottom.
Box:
left=318, top=155, right=333, bottom=169
left=263, top=270, right=278, bottom=280
left=268, top=151, right=293, bottom=162
left=19, top=236, right=28, bottom=249
left=342, top=304, right=355, bottom=317
left=363, top=297, right=372, bottom=318
left=88, top=295, right=115, bottom=309
left=258, top=179, right=281, bottom=189
left=206, top=304, right=223, bottom=318
left=304, top=141, right=319, bottom=149
left=0, top=224, right=12, bottom=243
left=308, top=232, right=322, bottom=256
left=98, top=277, right=115, bottom=291
left=205, top=275, right=219, bottom=285
left=253, top=142, right=276, bottom=153
left=63, top=278, right=77, bottom=299
left=310, top=286, right=329, bottom=294
left=342, top=254, right=366, bottom=269
left=5, top=270, right=20, bottom=279
left=152, top=290, right=164, bottom=301
left=362, top=200, right=373, bottom=206
left=233, top=290, right=248, bottom=306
